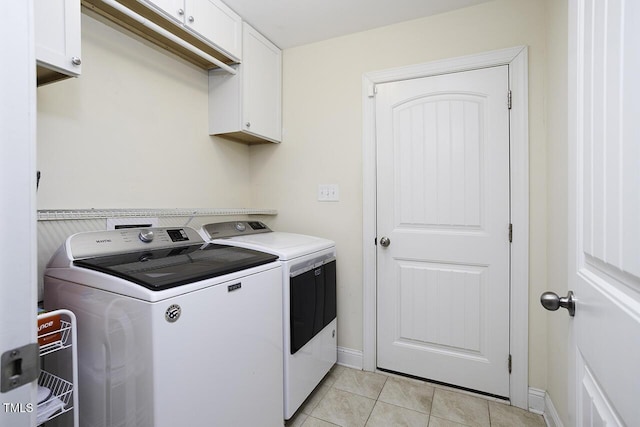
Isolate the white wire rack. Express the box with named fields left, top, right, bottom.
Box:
left=37, top=208, right=278, bottom=221
left=38, top=320, right=72, bottom=357
left=37, top=309, right=78, bottom=427
left=37, top=371, right=73, bottom=424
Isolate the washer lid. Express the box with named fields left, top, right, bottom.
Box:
left=73, top=243, right=278, bottom=291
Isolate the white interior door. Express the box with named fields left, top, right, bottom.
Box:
left=376, top=65, right=511, bottom=397
left=568, top=0, right=640, bottom=425
left=0, top=2, right=38, bottom=427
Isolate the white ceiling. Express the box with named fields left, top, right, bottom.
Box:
left=223, top=0, right=493, bottom=49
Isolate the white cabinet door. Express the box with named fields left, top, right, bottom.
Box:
left=241, top=23, right=282, bottom=142
left=143, top=0, right=241, bottom=61
left=208, top=23, right=282, bottom=143
left=185, top=0, right=242, bottom=60
left=143, top=0, right=184, bottom=23
left=34, top=0, right=81, bottom=79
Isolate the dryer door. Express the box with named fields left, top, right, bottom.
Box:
left=290, top=260, right=336, bottom=354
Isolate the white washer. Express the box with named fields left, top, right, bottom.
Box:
left=200, top=221, right=337, bottom=420
left=44, top=226, right=284, bottom=427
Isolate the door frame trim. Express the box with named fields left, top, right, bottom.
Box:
left=361, top=46, right=529, bottom=409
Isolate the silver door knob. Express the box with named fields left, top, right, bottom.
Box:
left=540, top=290, right=575, bottom=317
left=71, top=56, right=81, bottom=66
left=380, top=237, right=391, bottom=247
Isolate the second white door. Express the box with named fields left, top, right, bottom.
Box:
left=376, top=65, right=511, bottom=397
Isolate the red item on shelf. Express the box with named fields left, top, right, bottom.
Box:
left=37, top=314, right=61, bottom=346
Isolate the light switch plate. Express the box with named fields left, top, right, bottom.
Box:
left=318, top=184, right=339, bottom=201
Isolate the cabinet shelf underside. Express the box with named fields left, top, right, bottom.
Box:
left=81, top=0, right=237, bottom=70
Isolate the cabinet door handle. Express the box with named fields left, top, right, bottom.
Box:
left=71, top=57, right=82, bottom=66
left=177, top=8, right=184, bottom=15
left=245, top=122, right=251, bottom=128
left=188, top=16, right=194, bottom=23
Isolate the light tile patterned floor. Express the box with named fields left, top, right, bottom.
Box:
left=286, top=365, right=546, bottom=427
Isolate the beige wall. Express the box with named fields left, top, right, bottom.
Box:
left=545, top=0, right=570, bottom=424
left=36, top=13, right=252, bottom=209
left=250, top=0, right=549, bottom=390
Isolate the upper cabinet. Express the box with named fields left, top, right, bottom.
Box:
left=35, top=0, right=82, bottom=86
left=82, top=0, right=241, bottom=69
left=139, top=0, right=242, bottom=60
left=208, top=23, right=282, bottom=144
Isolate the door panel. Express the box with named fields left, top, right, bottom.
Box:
left=376, top=65, right=510, bottom=397
left=397, top=261, right=484, bottom=354
left=578, top=355, right=623, bottom=427
left=570, top=0, right=640, bottom=424
left=396, top=95, right=483, bottom=229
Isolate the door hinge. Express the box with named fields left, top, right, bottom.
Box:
left=368, top=84, right=377, bottom=98
left=508, top=90, right=512, bottom=109
left=508, top=354, right=512, bottom=374
left=509, top=223, right=513, bottom=243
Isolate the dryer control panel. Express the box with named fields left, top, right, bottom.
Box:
left=201, top=221, right=272, bottom=240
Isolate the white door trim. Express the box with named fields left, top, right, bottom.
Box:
left=362, top=46, right=529, bottom=409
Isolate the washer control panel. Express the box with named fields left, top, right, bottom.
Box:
left=68, top=227, right=203, bottom=259
left=201, top=221, right=271, bottom=240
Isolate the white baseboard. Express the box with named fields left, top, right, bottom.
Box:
left=528, top=387, right=546, bottom=414
left=543, top=392, right=564, bottom=427
left=337, top=346, right=363, bottom=370
left=528, top=388, right=564, bottom=427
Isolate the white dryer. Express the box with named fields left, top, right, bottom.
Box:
left=200, top=221, right=337, bottom=420
left=44, top=227, right=284, bottom=427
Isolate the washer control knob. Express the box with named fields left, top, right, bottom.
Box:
left=139, top=229, right=155, bottom=243
left=235, top=222, right=246, bottom=232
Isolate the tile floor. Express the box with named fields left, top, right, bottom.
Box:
left=286, top=365, right=546, bottom=427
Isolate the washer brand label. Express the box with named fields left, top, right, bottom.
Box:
left=95, top=239, right=112, bottom=243
left=165, top=304, right=181, bottom=323
left=228, top=283, right=242, bottom=292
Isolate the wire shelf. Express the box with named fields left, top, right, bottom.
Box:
left=37, top=309, right=78, bottom=427
left=39, top=320, right=72, bottom=357
left=37, top=208, right=278, bottom=221
left=37, top=370, right=74, bottom=425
